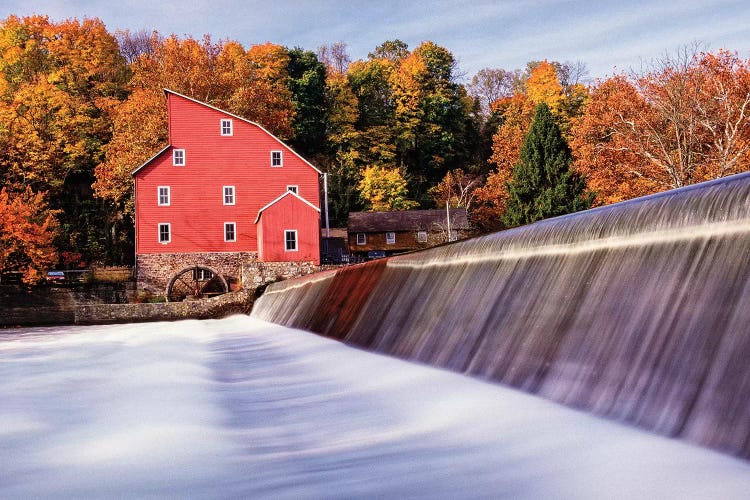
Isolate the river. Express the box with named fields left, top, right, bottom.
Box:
left=1, top=315, right=749, bottom=499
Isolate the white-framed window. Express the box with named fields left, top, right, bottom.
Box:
left=158, top=223, right=171, bottom=244
left=158, top=186, right=170, bottom=206
left=223, top=186, right=235, bottom=205
left=271, top=150, right=283, bottom=167
left=286, top=185, right=298, bottom=194
left=220, top=119, right=233, bottom=136
left=224, top=222, right=236, bottom=242
left=172, top=149, right=185, bottom=166
left=285, top=230, right=297, bottom=251
left=356, top=233, right=366, bottom=245
left=386, top=232, right=396, bottom=244
left=417, top=231, right=428, bottom=243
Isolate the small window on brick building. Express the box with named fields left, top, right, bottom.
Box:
left=386, top=232, right=396, bottom=244
left=417, top=231, right=427, bottom=243
left=356, top=233, right=366, bottom=245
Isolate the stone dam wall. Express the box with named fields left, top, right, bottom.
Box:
left=75, top=289, right=255, bottom=325
left=1, top=285, right=254, bottom=327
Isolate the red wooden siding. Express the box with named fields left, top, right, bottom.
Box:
left=134, top=91, right=321, bottom=258
left=257, top=194, right=321, bottom=265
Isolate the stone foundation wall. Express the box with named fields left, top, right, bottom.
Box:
left=136, top=252, right=257, bottom=295
left=136, top=252, right=333, bottom=297
left=241, top=260, right=324, bottom=287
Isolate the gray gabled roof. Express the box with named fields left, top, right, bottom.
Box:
left=347, top=209, right=469, bottom=233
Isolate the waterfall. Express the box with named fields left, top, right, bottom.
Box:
left=253, top=172, right=750, bottom=459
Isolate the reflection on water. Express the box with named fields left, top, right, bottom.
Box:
left=1, top=316, right=749, bottom=499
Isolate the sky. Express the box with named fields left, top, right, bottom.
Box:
left=5, top=0, right=750, bottom=81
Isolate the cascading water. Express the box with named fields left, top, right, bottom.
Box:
left=253, top=171, right=750, bottom=460
left=2, top=317, right=750, bottom=498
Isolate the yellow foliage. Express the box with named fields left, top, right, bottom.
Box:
left=357, top=165, right=418, bottom=211
left=526, top=60, right=564, bottom=113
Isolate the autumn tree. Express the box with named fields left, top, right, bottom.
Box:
left=467, top=67, right=519, bottom=115
left=430, top=168, right=482, bottom=210
left=0, top=15, right=129, bottom=265
left=525, top=60, right=565, bottom=113
left=357, top=165, right=418, bottom=211
left=0, top=187, right=59, bottom=283
left=473, top=59, right=590, bottom=231
left=504, top=103, right=592, bottom=227
left=571, top=48, right=750, bottom=205
left=390, top=41, right=478, bottom=203
left=568, top=76, right=664, bottom=205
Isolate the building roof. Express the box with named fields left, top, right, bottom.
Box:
left=254, top=190, right=320, bottom=224
left=348, top=209, right=469, bottom=233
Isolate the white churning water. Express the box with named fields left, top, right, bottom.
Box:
left=1, top=315, right=749, bottom=499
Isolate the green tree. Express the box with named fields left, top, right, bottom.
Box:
left=287, top=48, right=328, bottom=159
left=503, top=103, right=592, bottom=227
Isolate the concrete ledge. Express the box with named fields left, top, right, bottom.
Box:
left=75, top=289, right=255, bottom=325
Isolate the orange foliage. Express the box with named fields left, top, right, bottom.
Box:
left=472, top=165, right=513, bottom=232
left=430, top=168, right=482, bottom=210
left=489, top=94, right=535, bottom=173
left=571, top=50, right=750, bottom=205
left=526, top=60, right=564, bottom=113
left=93, top=88, right=168, bottom=215
left=476, top=94, right=536, bottom=228
left=0, top=187, right=59, bottom=283
left=0, top=15, right=126, bottom=195
left=569, top=76, right=666, bottom=205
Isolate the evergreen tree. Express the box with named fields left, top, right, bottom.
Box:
left=503, top=103, right=593, bottom=227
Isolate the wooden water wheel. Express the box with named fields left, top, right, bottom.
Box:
left=166, top=266, right=228, bottom=302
